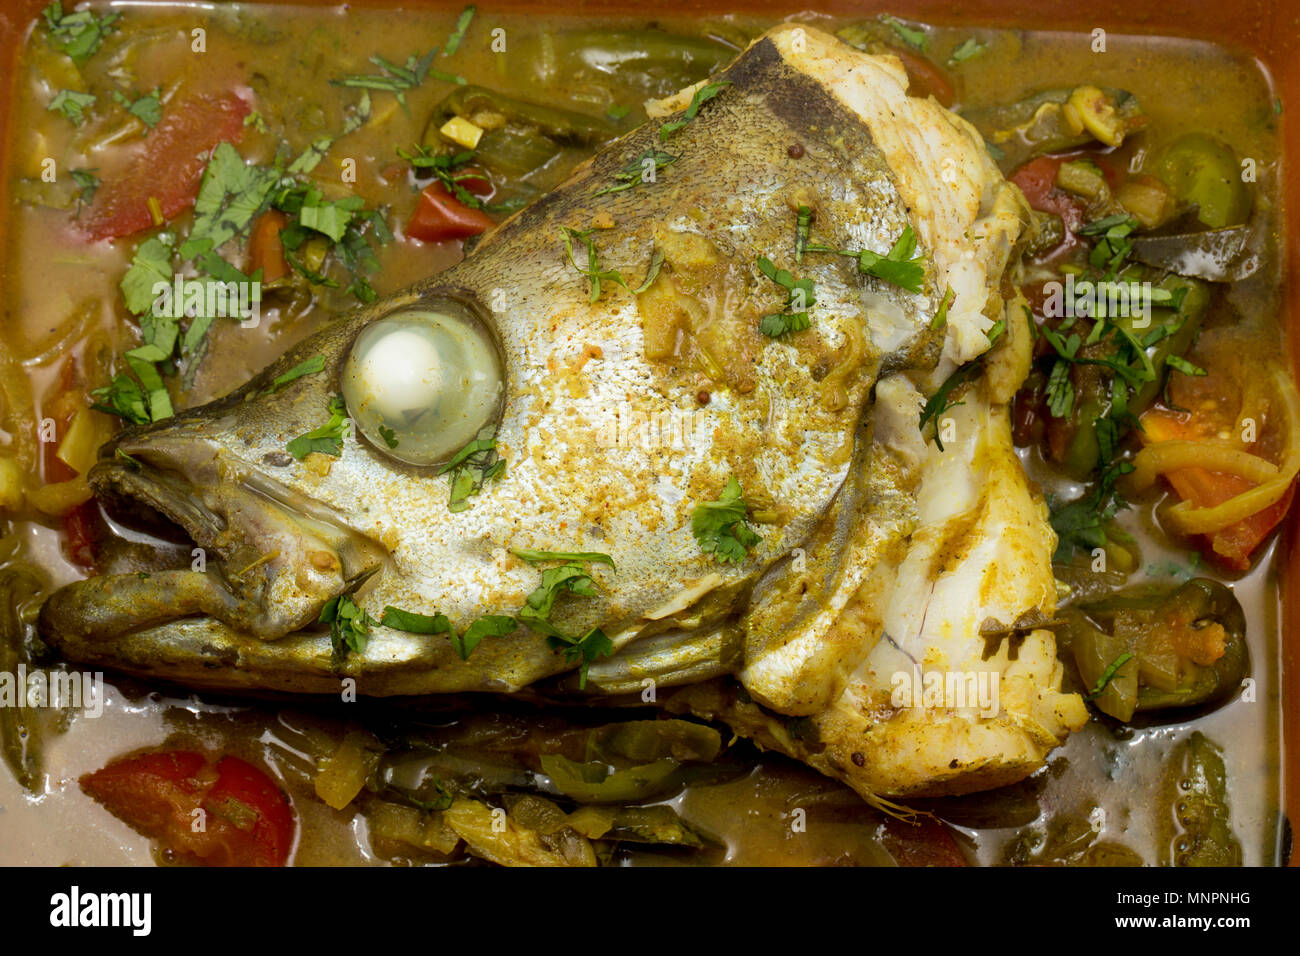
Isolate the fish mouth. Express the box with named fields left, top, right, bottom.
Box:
left=38, top=431, right=387, bottom=647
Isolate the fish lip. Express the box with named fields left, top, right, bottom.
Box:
left=51, top=434, right=387, bottom=641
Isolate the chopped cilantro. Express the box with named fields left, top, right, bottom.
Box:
left=918, top=360, right=981, bottom=451
left=880, top=14, right=927, bottom=51
left=42, top=1, right=121, bottom=64
left=931, top=285, right=955, bottom=331
left=70, top=168, right=99, bottom=206
left=454, top=615, right=517, bottom=660
left=808, top=224, right=926, bottom=293
left=691, top=476, right=762, bottom=563
left=47, top=89, right=95, bottom=125
left=548, top=627, right=614, bottom=689
left=286, top=395, right=349, bottom=460
left=1084, top=652, right=1134, bottom=701
left=659, top=80, right=730, bottom=140
left=795, top=205, right=812, bottom=263
left=593, top=148, right=678, bottom=197
left=560, top=226, right=628, bottom=303
left=438, top=428, right=505, bottom=512
left=949, top=37, right=987, bottom=64
left=518, top=564, right=598, bottom=638
left=319, top=593, right=377, bottom=659
left=510, top=548, right=615, bottom=568
left=755, top=256, right=815, bottom=337
left=113, top=88, right=162, bottom=128
left=269, top=355, right=326, bottom=392
left=333, top=48, right=462, bottom=106
left=441, top=6, right=476, bottom=57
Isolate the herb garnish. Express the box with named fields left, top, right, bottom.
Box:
left=439, top=428, right=505, bottom=512
left=510, top=548, right=616, bottom=568
left=269, top=355, right=326, bottom=392
left=918, top=361, right=981, bottom=452
left=880, top=14, right=927, bottom=51
left=755, top=256, right=815, bottom=337
left=333, top=48, right=462, bottom=107
left=658, top=80, right=730, bottom=141
left=593, top=148, right=679, bottom=197
left=320, top=593, right=378, bottom=659
left=949, top=37, right=987, bottom=64
left=807, top=224, right=926, bottom=293
left=113, top=88, right=162, bottom=128
left=1084, top=652, right=1134, bottom=701
left=549, top=628, right=614, bottom=690
left=442, top=6, right=475, bottom=57
left=48, top=89, right=95, bottom=125
left=286, top=396, right=349, bottom=460
left=691, top=476, right=762, bottom=563
left=42, top=1, right=121, bottom=63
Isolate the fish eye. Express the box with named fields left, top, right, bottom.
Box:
left=341, top=304, right=503, bottom=467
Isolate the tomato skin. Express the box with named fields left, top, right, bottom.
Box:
left=247, top=210, right=289, bottom=283
left=80, top=92, right=251, bottom=242
left=81, top=750, right=295, bottom=867
left=204, top=756, right=297, bottom=867
left=61, top=500, right=98, bottom=569
left=1010, top=155, right=1088, bottom=262
left=406, top=182, right=496, bottom=242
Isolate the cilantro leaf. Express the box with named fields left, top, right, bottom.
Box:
left=42, top=1, right=121, bottom=64
left=880, top=14, right=927, bottom=51
left=454, top=615, right=517, bottom=660
left=755, top=256, right=815, bottom=337
left=47, top=89, right=95, bottom=125
left=286, top=395, right=349, bottom=460
left=547, top=627, right=614, bottom=689
left=269, top=355, right=326, bottom=392
left=919, top=360, right=981, bottom=451
left=560, top=226, right=628, bottom=302
left=949, top=37, right=987, bottom=64
left=659, top=80, right=730, bottom=140
left=319, top=593, right=377, bottom=659
left=593, top=148, right=679, bottom=197
left=120, top=234, right=175, bottom=316
left=113, top=88, right=162, bottom=128
left=691, top=476, right=762, bottom=563
left=379, top=606, right=451, bottom=634
left=438, top=428, right=505, bottom=512
left=442, top=6, right=475, bottom=57
left=509, top=549, right=615, bottom=568
left=519, top=564, right=598, bottom=637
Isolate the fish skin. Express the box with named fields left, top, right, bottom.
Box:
left=38, top=25, right=958, bottom=694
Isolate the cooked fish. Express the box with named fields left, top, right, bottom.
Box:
left=38, top=24, right=1084, bottom=799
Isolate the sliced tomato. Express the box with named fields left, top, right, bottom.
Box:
left=62, top=500, right=99, bottom=569
left=1010, top=155, right=1089, bottom=262
left=406, top=182, right=496, bottom=243
left=81, top=750, right=295, bottom=867
left=80, top=91, right=251, bottom=242
left=247, top=209, right=289, bottom=283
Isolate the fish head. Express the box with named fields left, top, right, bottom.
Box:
left=39, top=24, right=1025, bottom=699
